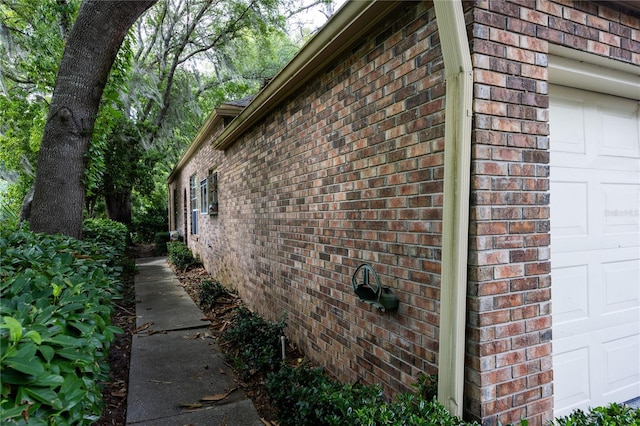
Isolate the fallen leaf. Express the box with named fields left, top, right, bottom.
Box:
left=200, top=394, right=227, bottom=402
left=135, top=322, right=153, bottom=333
left=200, top=387, right=237, bottom=403
left=177, top=402, right=203, bottom=409
left=111, top=388, right=127, bottom=398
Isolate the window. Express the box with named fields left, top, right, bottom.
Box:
left=189, top=175, right=198, bottom=235
left=208, top=170, right=218, bottom=215
left=200, top=178, right=208, bottom=214
left=172, top=188, right=178, bottom=230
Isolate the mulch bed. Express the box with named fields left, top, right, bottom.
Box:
left=94, top=263, right=137, bottom=425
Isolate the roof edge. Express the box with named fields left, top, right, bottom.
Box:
left=212, top=0, right=402, bottom=151
left=167, top=103, right=244, bottom=182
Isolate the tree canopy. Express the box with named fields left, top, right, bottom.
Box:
left=0, top=0, right=340, bottom=237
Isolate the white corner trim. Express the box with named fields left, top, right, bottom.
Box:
left=549, top=45, right=640, bottom=101
left=434, top=0, right=473, bottom=418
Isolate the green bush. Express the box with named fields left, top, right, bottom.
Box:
left=130, top=202, right=167, bottom=243
left=166, top=241, right=202, bottom=271
left=153, top=232, right=170, bottom=255
left=199, top=279, right=227, bottom=310
left=221, top=307, right=286, bottom=379
left=0, top=228, right=124, bottom=425
left=554, top=403, right=640, bottom=425
left=265, top=366, right=473, bottom=426
left=82, top=218, right=128, bottom=257
left=265, top=365, right=382, bottom=426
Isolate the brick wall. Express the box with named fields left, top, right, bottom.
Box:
left=170, top=1, right=446, bottom=398
left=465, top=1, right=640, bottom=425
left=169, top=0, right=640, bottom=423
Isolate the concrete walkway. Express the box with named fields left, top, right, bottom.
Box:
left=126, top=257, right=263, bottom=425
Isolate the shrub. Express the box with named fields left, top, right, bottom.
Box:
left=199, top=279, right=227, bottom=310
left=0, top=198, right=19, bottom=232
left=265, top=365, right=473, bottom=426
left=130, top=202, right=167, bottom=243
left=221, top=307, right=286, bottom=379
left=554, top=403, right=640, bottom=425
left=153, top=232, right=170, bottom=255
left=0, top=228, right=124, bottom=425
left=166, top=241, right=202, bottom=271
left=83, top=218, right=128, bottom=257
left=266, top=364, right=384, bottom=426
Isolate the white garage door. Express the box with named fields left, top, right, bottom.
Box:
left=550, top=84, right=640, bottom=417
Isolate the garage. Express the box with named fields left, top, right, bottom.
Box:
left=549, top=60, right=640, bottom=416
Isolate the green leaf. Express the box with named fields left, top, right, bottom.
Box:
left=4, top=343, right=44, bottom=376
left=24, top=330, right=42, bottom=344
left=43, top=333, right=84, bottom=347
left=33, top=372, right=64, bottom=387
left=38, top=344, right=55, bottom=363
left=0, top=368, right=34, bottom=385
left=57, top=347, right=93, bottom=363
left=1, top=316, right=23, bottom=343
left=4, top=357, right=45, bottom=377
left=0, top=402, right=30, bottom=422
left=25, top=386, right=61, bottom=408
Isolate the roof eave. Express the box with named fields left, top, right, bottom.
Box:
left=211, top=0, right=402, bottom=151
left=167, top=104, right=244, bottom=182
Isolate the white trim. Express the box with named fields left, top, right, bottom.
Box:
left=548, top=46, right=640, bottom=101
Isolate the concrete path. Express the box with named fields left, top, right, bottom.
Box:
left=126, top=257, right=263, bottom=425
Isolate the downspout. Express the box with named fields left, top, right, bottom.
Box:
left=433, top=0, right=473, bottom=418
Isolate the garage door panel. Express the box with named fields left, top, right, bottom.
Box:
left=602, top=183, right=640, bottom=234
left=551, top=171, right=639, bottom=251
left=553, top=249, right=639, bottom=336
left=603, top=332, right=640, bottom=397
left=554, top=324, right=640, bottom=416
left=551, top=84, right=640, bottom=415
left=553, top=344, right=591, bottom=416
left=602, top=258, right=640, bottom=315
left=553, top=344, right=591, bottom=413
left=552, top=264, right=589, bottom=325
left=552, top=95, right=587, bottom=154
left=551, top=180, right=588, bottom=238
left=599, top=103, right=640, bottom=158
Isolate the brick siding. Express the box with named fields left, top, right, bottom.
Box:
left=168, top=0, right=640, bottom=424
left=171, top=1, right=445, bottom=398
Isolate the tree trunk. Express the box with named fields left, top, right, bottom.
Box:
left=105, top=190, right=132, bottom=225
left=29, top=0, right=156, bottom=239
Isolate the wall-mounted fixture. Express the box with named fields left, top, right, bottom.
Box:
left=351, top=264, right=399, bottom=312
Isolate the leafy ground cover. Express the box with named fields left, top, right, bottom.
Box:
left=0, top=222, right=127, bottom=425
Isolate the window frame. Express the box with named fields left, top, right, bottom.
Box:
left=199, top=178, right=208, bottom=214
left=208, top=170, right=219, bottom=216
left=189, top=175, right=198, bottom=235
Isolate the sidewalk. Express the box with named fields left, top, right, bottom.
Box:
left=126, top=257, right=263, bottom=425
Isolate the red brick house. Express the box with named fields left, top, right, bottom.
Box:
left=167, top=1, right=640, bottom=424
